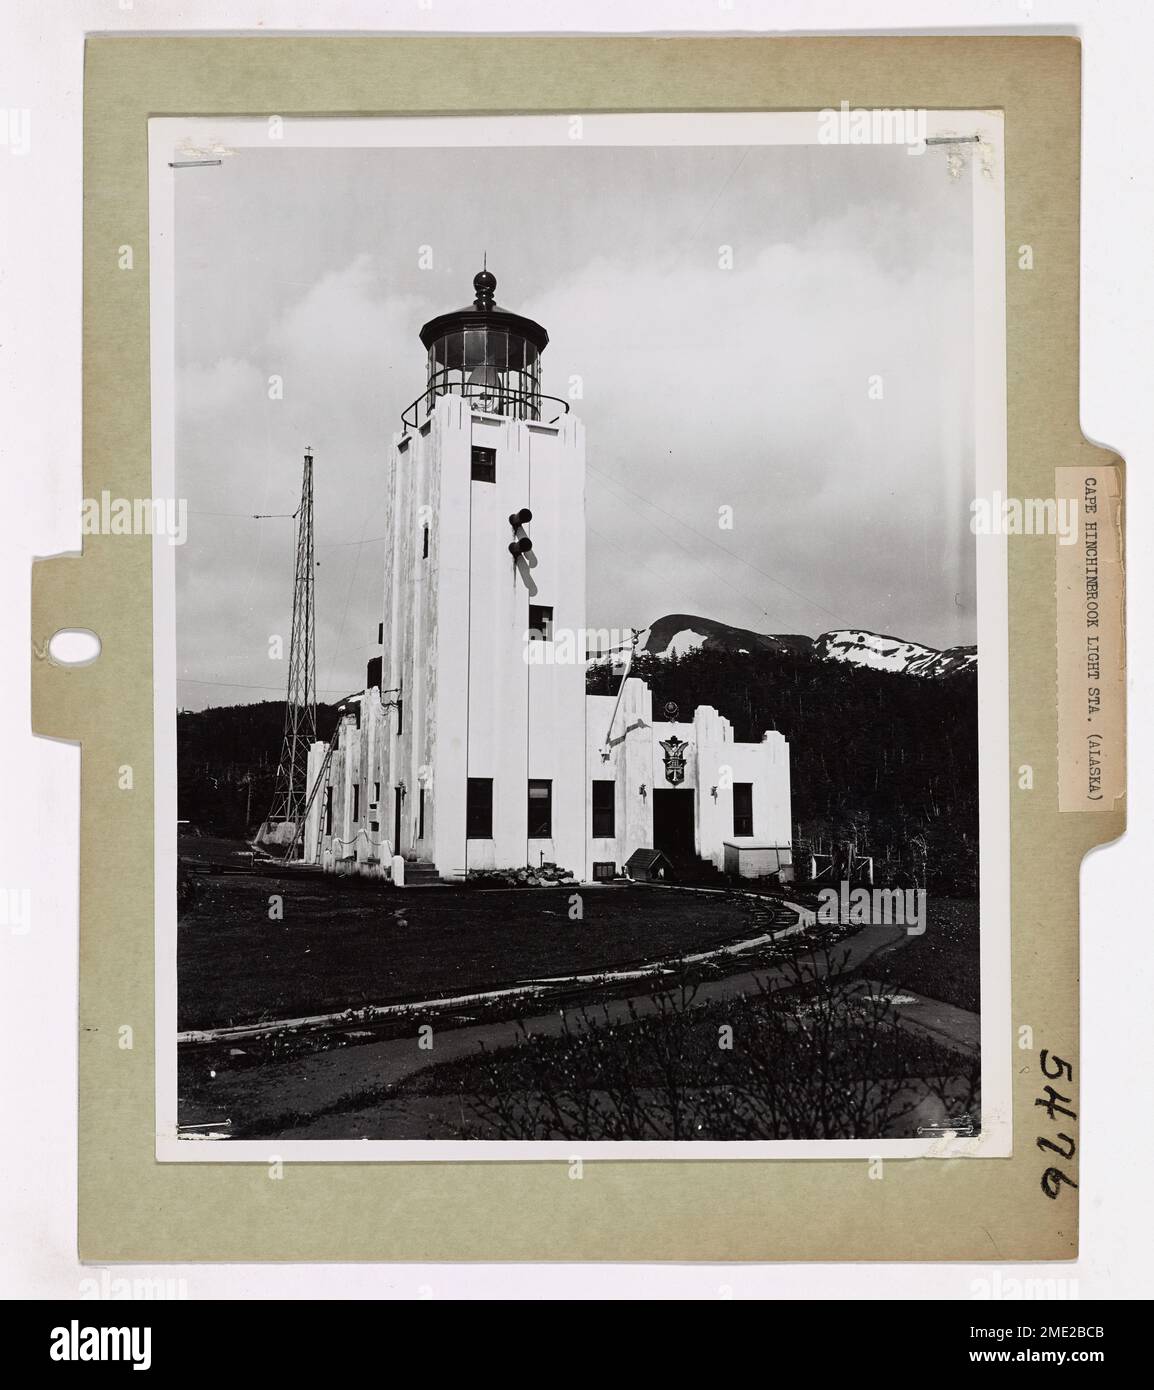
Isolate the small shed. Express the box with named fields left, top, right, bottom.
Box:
left=625, top=848, right=675, bottom=882
left=723, top=840, right=788, bottom=880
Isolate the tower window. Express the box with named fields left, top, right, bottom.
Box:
left=591, top=780, right=615, bottom=838
left=527, top=605, right=554, bottom=641
left=325, top=786, right=333, bottom=836
left=527, top=779, right=553, bottom=838
left=466, top=778, right=493, bottom=839
left=471, top=445, right=496, bottom=483
left=733, top=783, right=753, bottom=837
left=396, top=698, right=403, bottom=736
left=422, top=524, right=429, bottom=558
left=418, top=788, right=426, bottom=840
left=353, top=784, right=361, bottom=822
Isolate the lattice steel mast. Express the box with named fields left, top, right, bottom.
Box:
left=260, top=447, right=317, bottom=852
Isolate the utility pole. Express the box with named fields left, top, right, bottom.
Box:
left=599, top=626, right=642, bottom=761
left=257, top=447, right=317, bottom=855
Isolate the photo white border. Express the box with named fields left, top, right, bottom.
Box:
left=151, top=110, right=1010, bottom=1163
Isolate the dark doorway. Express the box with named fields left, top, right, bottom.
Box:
left=652, top=789, right=695, bottom=862
left=394, top=786, right=403, bottom=855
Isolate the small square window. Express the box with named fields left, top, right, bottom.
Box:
left=471, top=445, right=496, bottom=483
left=592, top=861, right=616, bottom=882
left=527, top=605, right=554, bottom=642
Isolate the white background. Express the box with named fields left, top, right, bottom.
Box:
left=0, top=0, right=1149, bottom=1300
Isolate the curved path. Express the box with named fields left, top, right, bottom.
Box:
left=178, top=920, right=939, bottom=1138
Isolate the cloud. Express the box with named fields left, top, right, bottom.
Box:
left=535, top=204, right=973, bottom=640
left=174, top=141, right=978, bottom=710
left=176, top=258, right=426, bottom=706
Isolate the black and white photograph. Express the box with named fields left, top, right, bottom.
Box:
left=7, top=0, right=1152, bottom=1312
left=153, top=113, right=1009, bottom=1157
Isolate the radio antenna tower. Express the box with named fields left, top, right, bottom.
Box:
left=259, top=447, right=317, bottom=855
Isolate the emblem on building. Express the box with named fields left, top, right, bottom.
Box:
left=659, top=735, right=688, bottom=786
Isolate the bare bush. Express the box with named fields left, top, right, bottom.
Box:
left=449, top=953, right=978, bottom=1141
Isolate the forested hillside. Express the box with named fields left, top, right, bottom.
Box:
left=589, top=647, right=978, bottom=893
left=178, top=645, right=978, bottom=893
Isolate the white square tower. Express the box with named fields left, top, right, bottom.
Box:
left=378, top=269, right=587, bottom=880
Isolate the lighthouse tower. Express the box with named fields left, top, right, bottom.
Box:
left=344, top=268, right=588, bottom=879
left=304, top=267, right=792, bottom=886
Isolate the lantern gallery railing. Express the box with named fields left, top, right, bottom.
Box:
left=401, top=378, right=571, bottom=431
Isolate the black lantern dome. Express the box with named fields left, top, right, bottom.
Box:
left=404, top=268, right=556, bottom=428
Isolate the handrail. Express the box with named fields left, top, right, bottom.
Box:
left=401, top=380, right=571, bottom=431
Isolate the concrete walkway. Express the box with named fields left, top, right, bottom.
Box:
left=863, top=983, right=980, bottom=1056
left=179, top=920, right=939, bottom=1136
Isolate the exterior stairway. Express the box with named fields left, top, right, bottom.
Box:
left=660, top=854, right=731, bottom=888
left=400, top=859, right=442, bottom=887
left=688, top=856, right=730, bottom=888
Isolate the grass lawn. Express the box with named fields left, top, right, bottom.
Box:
left=177, top=837, right=776, bottom=1031
left=863, top=897, right=980, bottom=1013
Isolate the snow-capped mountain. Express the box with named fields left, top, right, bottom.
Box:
left=636, top=614, right=975, bottom=680
left=638, top=614, right=812, bottom=659
left=812, top=629, right=977, bottom=679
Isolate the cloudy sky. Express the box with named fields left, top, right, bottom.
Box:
left=175, top=136, right=975, bottom=711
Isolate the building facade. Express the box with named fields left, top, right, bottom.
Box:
left=303, top=270, right=792, bottom=883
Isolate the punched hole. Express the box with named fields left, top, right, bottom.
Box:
left=47, top=628, right=102, bottom=667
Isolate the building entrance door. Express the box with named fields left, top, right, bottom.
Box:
left=652, top=788, right=696, bottom=862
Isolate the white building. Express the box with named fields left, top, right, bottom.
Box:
left=303, top=270, right=792, bottom=883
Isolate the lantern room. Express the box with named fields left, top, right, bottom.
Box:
left=404, top=268, right=559, bottom=428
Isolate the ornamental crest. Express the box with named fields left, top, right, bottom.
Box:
left=659, top=735, right=688, bottom=786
